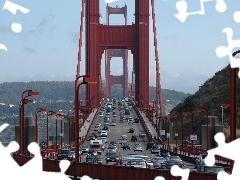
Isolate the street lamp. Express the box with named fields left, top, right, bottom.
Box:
left=46, top=111, right=56, bottom=149
left=183, top=111, right=194, bottom=150
left=56, top=114, right=67, bottom=148
left=75, top=76, right=98, bottom=162
left=20, top=90, right=39, bottom=154
left=228, top=50, right=240, bottom=172
left=170, top=114, right=183, bottom=151
left=197, top=107, right=209, bottom=150
left=221, top=103, right=230, bottom=126
left=35, top=107, right=46, bottom=143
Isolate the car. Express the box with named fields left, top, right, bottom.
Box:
left=125, top=158, right=147, bottom=168
left=122, top=143, right=131, bottom=150
left=157, top=151, right=171, bottom=159
left=80, top=145, right=89, bottom=154
left=106, top=145, right=117, bottom=153
left=87, top=135, right=96, bottom=141
left=195, top=154, right=208, bottom=165
left=151, top=145, right=161, bottom=153
left=109, top=140, right=117, bottom=146
left=86, top=155, right=103, bottom=164
left=101, top=130, right=107, bottom=137
left=133, top=143, right=143, bottom=152
left=99, top=113, right=103, bottom=117
left=57, top=149, right=74, bottom=161
left=103, top=126, right=108, bottom=130
left=101, top=137, right=107, bottom=144
left=128, top=155, right=152, bottom=167
left=152, top=157, right=167, bottom=169
left=70, top=147, right=81, bottom=157
left=105, top=152, right=120, bottom=163
left=111, top=119, right=117, bottom=126
left=134, top=118, right=140, bottom=123
left=104, top=122, right=109, bottom=127
left=121, top=135, right=127, bottom=140
left=88, top=149, right=98, bottom=156
left=94, top=126, right=100, bottom=131
left=166, top=156, right=182, bottom=165
left=196, top=165, right=225, bottom=174
left=146, top=142, right=155, bottom=150
left=95, top=123, right=101, bottom=126
left=127, top=117, right=133, bottom=124
left=104, top=117, right=109, bottom=122
left=139, top=131, right=146, bottom=137
left=131, top=135, right=137, bottom=141
left=97, top=128, right=102, bottom=134
left=129, top=128, right=135, bottom=133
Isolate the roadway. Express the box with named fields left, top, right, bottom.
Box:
left=79, top=99, right=196, bottom=170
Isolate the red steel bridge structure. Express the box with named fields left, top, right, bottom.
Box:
left=12, top=0, right=226, bottom=180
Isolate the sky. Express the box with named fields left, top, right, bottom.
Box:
left=0, top=0, right=239, bottom=94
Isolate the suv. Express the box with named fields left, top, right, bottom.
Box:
left=146, top=142, right=154, bottom=150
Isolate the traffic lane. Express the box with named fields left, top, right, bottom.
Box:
left=82, top=108, right=197, bottom=169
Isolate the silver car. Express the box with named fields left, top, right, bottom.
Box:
left=152, top=157, right=167, bottom=169
left=133, top=143, right=143, bottom=152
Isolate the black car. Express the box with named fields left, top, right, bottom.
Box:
left=146, top=142, right=155, bottom=150
left=122, top=143, right=131, bottom=150
left=103, top=126, right=108, bottom=130
left=86, top=155, right=103, bottom=164
left=105, top=152, right=120, bottom=163
left=57, top=149, right=74, bottom=161
left=131, top=135, right=137, bottom=141
left=129, top=128, right=134, bottom=133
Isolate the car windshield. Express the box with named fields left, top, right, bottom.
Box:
left=202, top=155, right=207, bottom=159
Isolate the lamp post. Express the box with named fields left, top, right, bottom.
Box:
left=221, top=103, right=230, bottom=126
left=46, top=111, right=56, bottom=149
left=228, top=50, right=240, bottom=172
left=197, top=107, right=209, bottom=150
left=56, top=114, right=67, bottom=148
left=35, top=107, right=46, bottom=143
left=20, top=90, right=39, bottom=154
left=159, top=116, right=165, bottom=147
left=75, top=76, right=98, bottom=162
left=183, top=111, right=194, bottom=150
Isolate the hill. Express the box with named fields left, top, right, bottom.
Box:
left=170, top=65, right=240, bottom=139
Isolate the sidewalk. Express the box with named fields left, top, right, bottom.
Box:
left=79, top=108, right=98, bottom=144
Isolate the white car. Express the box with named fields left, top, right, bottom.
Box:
left=101, top=130, right=107, bottom=137
left=125, top=158, right=147, bottom=168
left=139, top=131, right=146, bottom=137
left=152, top=157, right=167, bottom=169
left=121, top=135, right=127, bottom=140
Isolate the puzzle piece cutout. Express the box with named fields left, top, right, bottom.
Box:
left=171, top=165, right=190, bottom=180
left=174, top=0, right=227, bottom=22
left=215, top=27, right=240, bottom=77
left=0, top=0, right=30, bottom=51
left=0, top=124, right=71, bottom=180
left=205, top=132, right=240, bottom=180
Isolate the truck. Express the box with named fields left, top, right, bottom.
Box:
left=90, top=140, right=102, bottom=155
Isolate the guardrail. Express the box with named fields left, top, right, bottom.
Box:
left=13, top=153, right=219, bottom=180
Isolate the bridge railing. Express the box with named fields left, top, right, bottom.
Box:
left=13, top=153, right=219, bottom=180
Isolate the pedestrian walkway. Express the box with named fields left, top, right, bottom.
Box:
left=136, top=108, right=159, bottom=141
left=79, top=108, right=98, bottom=144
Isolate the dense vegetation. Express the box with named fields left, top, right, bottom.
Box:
left=170, top=65, right=240, bottom=140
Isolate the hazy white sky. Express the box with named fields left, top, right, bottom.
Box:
left=0, top=0, right=239, bottom=94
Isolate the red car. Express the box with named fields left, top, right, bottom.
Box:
left=134, top=118, right=140, bottom=123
